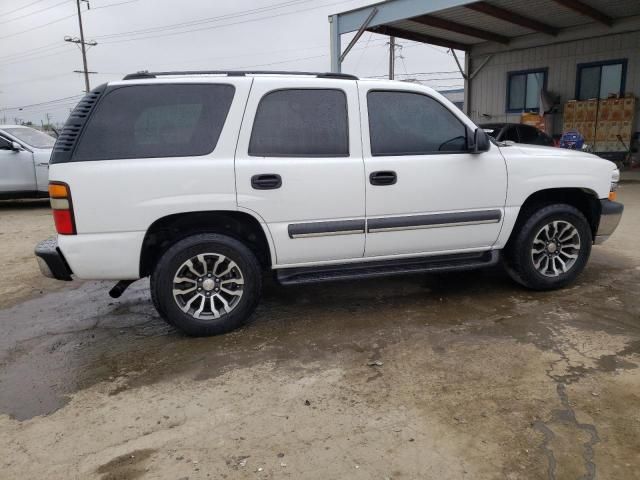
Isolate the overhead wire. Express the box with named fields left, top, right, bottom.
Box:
left=94, top=0, right=318, bottom=40
left=97, top=0, right=368, bottom=44
left=0, top=0, right=51, bottom=16
left=0, top=0, right=72, bottom=25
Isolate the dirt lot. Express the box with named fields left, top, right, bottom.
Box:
left=0, top=199, right=65, bottom=309
left=0, top=184, right=639, bottom=480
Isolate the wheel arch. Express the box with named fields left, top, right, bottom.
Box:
left=506, top=187, right=601, bottom=247
left=139, top=210, right=273, bottom=277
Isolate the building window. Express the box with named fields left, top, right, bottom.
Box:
left=576, top=60, right=627, bottom=100
left=507, top=69, right=547, bottom=112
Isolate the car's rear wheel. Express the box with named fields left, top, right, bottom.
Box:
left=505, top=204, right=592, bottom=290
left=151, top=234, right=262, bottom=336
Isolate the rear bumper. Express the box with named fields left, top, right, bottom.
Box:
left=34, top=237, right=73, bottom=281
left=594, top=199, right=624, bottom=245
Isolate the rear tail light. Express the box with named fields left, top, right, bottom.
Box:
left=49, top=182, right=76, bottom=235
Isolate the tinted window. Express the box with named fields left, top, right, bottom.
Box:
left=73, top=84, right=234, bottom=161
left=368, top=91, right=466, bottom=156
left=249, top=89, right=348, bottom=157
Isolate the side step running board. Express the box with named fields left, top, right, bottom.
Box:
left=276, top=250, right=500, bottom=286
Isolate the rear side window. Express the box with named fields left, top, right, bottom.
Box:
left=73, top=84, right=234, bottom=161
left=249, top=89, right=348, bottom=157
left=367, top=91, right=467, bottom=155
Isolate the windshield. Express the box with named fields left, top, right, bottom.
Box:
left=2, top=127, right=55, bottom=149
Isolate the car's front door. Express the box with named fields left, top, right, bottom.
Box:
left=359, top=85, right=507, bottom=258
left=0, top=135, right=36, bottom=194
left=235, top=78, right=365, bottom=266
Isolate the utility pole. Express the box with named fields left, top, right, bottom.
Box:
left=388, top=36, right=395, bottom=80
left=65, top=0, right=97, bottom=93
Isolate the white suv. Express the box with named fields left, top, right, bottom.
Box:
left=35, top=71, right=623, bottom=336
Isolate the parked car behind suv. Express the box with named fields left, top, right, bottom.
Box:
left=0, top=125, right=54, bottom=199
left=35, top=71, right=623, bottom=336
left=481, top=122, right=554, bottom=147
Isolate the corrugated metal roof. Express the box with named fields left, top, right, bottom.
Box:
left=389, top=19, right=488, bottom=45
left=487, top=0, right=589, bottom=28
left=360, top=0, right=640, bottom=49
left=433, top=6, right=532, bottom=37
left=583, top=0, right=640, bottom=19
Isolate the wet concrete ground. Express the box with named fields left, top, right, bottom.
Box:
left=0, top=184, right=639, bottom=479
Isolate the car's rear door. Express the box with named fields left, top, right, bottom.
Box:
left=235, top=77, right=365, bottom=267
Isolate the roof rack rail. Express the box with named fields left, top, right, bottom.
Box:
left=122, top=70, right=358, bottom=81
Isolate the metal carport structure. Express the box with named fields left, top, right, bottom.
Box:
left=329, top=0, right=640, bottom=141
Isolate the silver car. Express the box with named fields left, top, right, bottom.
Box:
left=0, top=125, right=55, bottom=199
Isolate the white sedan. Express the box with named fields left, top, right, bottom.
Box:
left=0, top=125, right=55, bottom=199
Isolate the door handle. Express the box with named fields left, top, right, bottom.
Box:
left=251, top=174, right=282, bottom=190
left=369, top=170, right=397, bottom=186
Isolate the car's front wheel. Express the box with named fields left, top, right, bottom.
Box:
left=151, top=234, right=262, bottom=336
left=505, top=204, right=592, bottom=290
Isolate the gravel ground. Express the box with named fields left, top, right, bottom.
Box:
left=0, top=199, right=63, bottom=309
left=0, top=183, right=638, bottom=480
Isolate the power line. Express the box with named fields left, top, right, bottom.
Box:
left=0, top=48, right=73, bottom=67
left=94, top=0, right=315, bottom=40
left=0, top=41, right=64, bottom=61
left=97, top=0, right=363, bottom=44
left=1, top=95, right=84, bottom=112
left=0, top=12, right=76, bottom=40
left=0, top=72, right=75, bottom=87
left=365, top=71, right=462, bottom=78
left=0, top=0, right=72, bottom=25
left=91, top=0, right=139, bottom=10
left=0, top=0, right=136, bottom=40
left=0, top=0, right=51, bottom=16
left=352, top=31, right=373, bottom=72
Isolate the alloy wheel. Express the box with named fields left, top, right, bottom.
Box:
left=172, top=253, right=244, bottom=320
left=531, top=220, right=581, bottom=277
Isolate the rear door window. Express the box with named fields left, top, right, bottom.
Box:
left=249, top=89, right=349, bottom=157
left=73, top=84, right=235, bottom=161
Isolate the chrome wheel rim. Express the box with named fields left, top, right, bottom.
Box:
left=172, top=253, right=244, bottom=320
left=531, top=220, right=581, bottom=278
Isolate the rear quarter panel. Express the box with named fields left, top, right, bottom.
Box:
left=50, top=77, right=256, bottom=279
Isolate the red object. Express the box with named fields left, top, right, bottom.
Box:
left=53, top=209, right=75, bottom=235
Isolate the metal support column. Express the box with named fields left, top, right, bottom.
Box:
left=464, top=54, right=471, bottom=117
left=329, top=15, right=341, bottom=73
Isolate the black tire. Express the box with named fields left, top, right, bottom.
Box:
left=151, top=233, right=262, bottom=336
left=504, top=203, right=592, bottom=290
